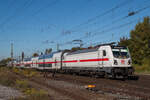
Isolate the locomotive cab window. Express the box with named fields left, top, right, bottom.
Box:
left=103, top=50, right=106, bottom=56
left=112, top=47, right=130, bottom=59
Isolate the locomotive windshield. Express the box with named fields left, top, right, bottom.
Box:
left=111, top=46, right=130, bottom=58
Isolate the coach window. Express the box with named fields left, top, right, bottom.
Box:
left=39, top=64, right=42, bottom=67
left=103, top=50, right=106, bottom=56
left=46, top=64, right=52, bottom=67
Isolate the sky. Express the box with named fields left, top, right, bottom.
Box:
left=0, top=0, right=150, bottom=60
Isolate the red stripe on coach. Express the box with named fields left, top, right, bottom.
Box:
left=63, top=60, right=78, bottom=63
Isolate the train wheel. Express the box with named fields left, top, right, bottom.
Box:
left=112, top=72, right=116, bottom=79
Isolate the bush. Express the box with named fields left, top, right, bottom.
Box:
left=15, top=80, right=31, bottom=90
left=134, top=58, right=150, bottom=73
left=20, top=69, right=39, bottom=78
left=0, top=67, right=16, bottom=86
left=12, top=68, right=39, bottom=78
left=24, top=88, right=48, bottom=96
left=15, top=88, right=49, bottom=100
left=13, top=67, right=20, bottom=74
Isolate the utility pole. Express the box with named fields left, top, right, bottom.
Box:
left=21, top=52, right=24, bottom=61
left=57, top=43, right=59, bottom=51
left=112, top=33, right=114, bottom=42
left=11, top=43, right=13, bottom=67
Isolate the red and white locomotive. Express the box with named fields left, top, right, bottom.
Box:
left=14, top=43, right=135, bottom=79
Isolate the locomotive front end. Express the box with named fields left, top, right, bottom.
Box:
left=111, top=46, right=134, bottom=78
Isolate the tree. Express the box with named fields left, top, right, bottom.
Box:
left=119, top=17, right=150, bottom=65
left=0, top=58, right=11, bottom=67
left=71, top=47, right=86, bottom=52
left=45, top=48, right=52, bottom=54
left=130, top=17, right=150, bottom=64
left=118, top=36, right=131, bottom=46
left=32, top=53, right=39, bottom=57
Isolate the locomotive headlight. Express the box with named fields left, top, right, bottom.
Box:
left=114, top=60, right=118, bottom=65
left=128, top=60, right=131, bottom=65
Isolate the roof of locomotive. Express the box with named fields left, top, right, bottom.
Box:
left=67, top=48, right=99, bottom=55
left=66, top=43, right=120, bottom=55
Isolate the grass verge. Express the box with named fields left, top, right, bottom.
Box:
left=134, top=64, right=150, bottom=74
left=0, top=67, right=50, bottom=100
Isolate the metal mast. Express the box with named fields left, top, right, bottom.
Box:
left=11, top=43, right=13, bottom=67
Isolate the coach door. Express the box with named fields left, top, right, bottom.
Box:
left=55, top=57, right=60, bottom=69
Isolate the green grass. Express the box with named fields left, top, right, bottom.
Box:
left=134, top=64, right=150, bottom=74
left=133, top=58, right=150, bottom=74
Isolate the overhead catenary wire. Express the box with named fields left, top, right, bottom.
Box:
left=40, top=0, right=93, bottom=34
left=82, top=3, right=150, bottom=35
left=1, top=0, right=149, bottom=53
left=44, top=0, right=150, bottom=49
left=51, top=0, right=137, bottom=45
left=1, top=0, right=60, bottom=33
left=0, top=0, right=17, bottom=23
left=64, top=0, right=133, bottom=34
left=30, top=0, right=60, bottom=17
left=60, top=16, right=143, bottom=47
left=49, top=0, right=134, bottom=43
left=58, top=3, right=150, bottom=47
left=0, top=0, right=34, bottom=30
left=67, top=0, right=150, bottom=34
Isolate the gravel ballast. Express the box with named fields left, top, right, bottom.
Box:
left=0, top=85, right=23, bottom=100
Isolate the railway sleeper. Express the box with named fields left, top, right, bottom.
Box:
left=128, top=75, right=139, bottom=80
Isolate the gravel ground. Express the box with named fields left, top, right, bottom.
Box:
left=29, top=75, right=112, bottom=100
left=30, top=74, right=117, bottom=100
left=7, top=70, right=150, bottom=100
left=46, top=73, right=150, bottom=100
left=0, top=85, right=23, bottom=100
left=45, top=78, right=113, bottom=100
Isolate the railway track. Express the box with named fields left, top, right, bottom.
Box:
left=30, top=78, right=90, bottom=100
left=13, top=70, right=150, bottom=100
left=51, top=73, right=150, bottom=100
left=13, top=71, right=111, bottom=100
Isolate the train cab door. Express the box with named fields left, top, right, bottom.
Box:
left=98, top=49, right=107, bottom=67
left=98, top=50, right=103, bottom=67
